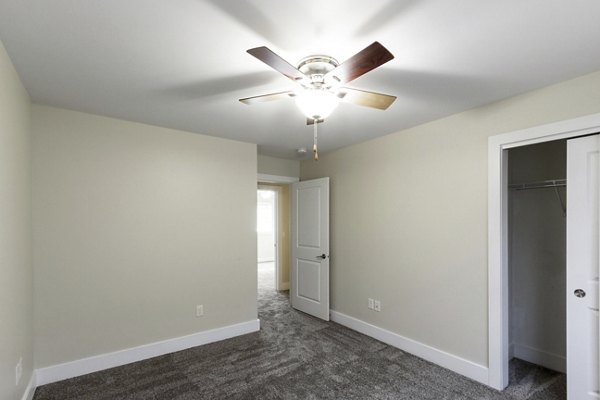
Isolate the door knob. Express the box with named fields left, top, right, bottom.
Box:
left=316, top=254, right=327, bottom=259
left=574, top=289, right=586, bottom=298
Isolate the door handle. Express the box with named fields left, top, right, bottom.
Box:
left=574, top=289, right=586, bottom=298
left=316, top=254, right=328, bottom=259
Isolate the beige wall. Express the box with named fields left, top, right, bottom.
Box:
left=301, top=70, right=600, bottom=367
left=257, top=154, right=300, bottom=178
left=0, top=40, right=33, bottom=399
left=32, top=105, right=258, bottom=368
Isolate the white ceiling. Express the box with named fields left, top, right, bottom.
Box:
left=1, top=0, right=600, bottom=159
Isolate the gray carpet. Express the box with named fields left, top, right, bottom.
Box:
left=33, top=262, right=565, bottom=399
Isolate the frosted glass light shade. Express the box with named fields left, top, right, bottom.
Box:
left=295, top=89, right=339, bottom=119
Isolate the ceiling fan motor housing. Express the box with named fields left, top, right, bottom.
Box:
left=297, top=56, right=339, bottom=88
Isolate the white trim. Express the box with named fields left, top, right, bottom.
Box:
left=273, top=187, right=281, bottom=291
left=513, top=343, right=566, bottom=373
left=330, top=310, right=488, bottom=385
left=488, top=111, right=600, bottom=390
left=488, top=141, right=509, bottom=390
left=21, top=372, right=36, bottom=400
left=36, top=319, right=260, bottom=386
left=257, top=173, right=299, bottom=183
left=279, top=282, right=289, bottom=291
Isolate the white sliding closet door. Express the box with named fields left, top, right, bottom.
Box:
left=567, top=134, right=599, bottom=400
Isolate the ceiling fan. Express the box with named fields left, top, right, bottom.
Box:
left=239, top=41, right=396, bottom=124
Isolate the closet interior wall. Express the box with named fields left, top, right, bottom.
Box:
left=508, top=139, right=567, bottom=373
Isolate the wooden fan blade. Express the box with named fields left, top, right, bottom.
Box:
left=338, top=88, right=396, bottom=110
left=247, top=47, right=307, bottom=82
left=325, top=42, right=394, bottom=85
left=239, top=91, right=295, bottom=105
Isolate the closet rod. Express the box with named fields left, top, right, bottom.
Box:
left=508, top=179, right=566, bottom=191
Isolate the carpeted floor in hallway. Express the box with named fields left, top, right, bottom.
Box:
left=33, top=262, right=566, bottom=399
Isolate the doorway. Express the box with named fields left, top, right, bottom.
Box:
left=257, top=188, right=278, bottom=291
left=488, top=113, right=600, bottom=395
left=257, top=182, right=292, bottom=293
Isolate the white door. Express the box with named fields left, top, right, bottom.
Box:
left=567, top=134, right=599, bottom=399
left=291, top=177, right=330, bottom=320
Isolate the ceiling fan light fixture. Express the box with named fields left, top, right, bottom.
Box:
left=295, top=89, right=339, bottom=120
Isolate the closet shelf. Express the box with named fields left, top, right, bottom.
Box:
left=508, top=179, right=566, bottom=191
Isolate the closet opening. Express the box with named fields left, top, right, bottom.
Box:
left=488, top=114, right=600, bottom=396
left=507, top=139, right=567, bottom=381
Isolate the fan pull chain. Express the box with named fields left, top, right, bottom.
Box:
left=313, top=119, right=319, bottom=161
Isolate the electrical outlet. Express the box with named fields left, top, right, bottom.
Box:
left=374, top=300, right=381, bottom=312
left=368, top=298, right=374, bottom=310
left=15, top=357, right=22, bottom=386
left=196, top=305, right=204, bottom=317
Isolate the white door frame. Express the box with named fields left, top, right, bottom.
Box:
left=257, top=173, right=299, bottom=184
left=488, top=112, right=600, bottom=390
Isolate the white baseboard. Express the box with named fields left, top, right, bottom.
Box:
left=330, top=311, right=489, bottom=386
left=21, top=371, right=36, bottom=400
left=36, top=319, right=260, bottom=386
left=513, top=343, right=566, bottom=373
left=278, top=281, right=289, bottom=291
